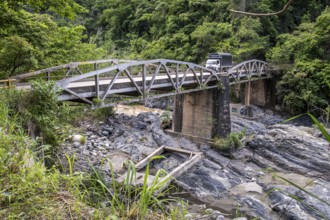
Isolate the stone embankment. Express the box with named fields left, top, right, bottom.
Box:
left=62, top=105, right=330, bottom=219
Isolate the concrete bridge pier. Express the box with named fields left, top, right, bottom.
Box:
left=232, top=78, right=276, bottom=116
left=171, top=75, right=231, bottom=141
left=246, top=79, right=276, bottom=108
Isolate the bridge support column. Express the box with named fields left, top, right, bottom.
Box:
left=246, top=79, right=276, bottom=108
left=244, top=81, right=253, bottom=117
left=172, top=75, right=231, bottom=140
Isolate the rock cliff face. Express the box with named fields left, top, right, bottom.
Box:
left=61, top=107, right=330, bottom=219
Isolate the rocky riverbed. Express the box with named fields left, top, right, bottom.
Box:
left=61, top=104, right=330, bottom=220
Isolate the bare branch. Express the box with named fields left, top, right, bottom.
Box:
left=230, top=0, right=294, bottom=16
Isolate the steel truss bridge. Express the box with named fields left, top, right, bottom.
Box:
left=11, top=59, right=270, bottom=107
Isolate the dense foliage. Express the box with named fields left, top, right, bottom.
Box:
left=78, top=0, right=327, bottom=62
left=268, top=8, right=330, bottom=119
left=1, top=0, right=328, bottom=117
left=0, top=1, right=104, bottom=78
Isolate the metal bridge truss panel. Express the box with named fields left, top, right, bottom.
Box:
left=56, top=59, right=220, bottom=106
left=228, top=59, right=269, bottom=84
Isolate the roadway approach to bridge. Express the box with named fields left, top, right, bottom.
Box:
left=10, top=58, right=274, bottom=140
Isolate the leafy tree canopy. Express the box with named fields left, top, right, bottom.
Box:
left=3, top=0, right=86, bottom=19
left=0, top=1, right=104, bottom=78
left=268, top=8, right=330, bottom=117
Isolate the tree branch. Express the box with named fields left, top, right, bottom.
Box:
left=230, top=0, right=294, bottom=16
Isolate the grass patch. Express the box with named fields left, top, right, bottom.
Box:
left=212, top=130, right=246, bottom=151
left=86, top=156, right=183, bottom=219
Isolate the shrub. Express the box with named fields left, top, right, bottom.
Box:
left=0, top=81, right=77, bottom=167
left=160, top=111, right=172, bottom=129
left=212, top=130, right=246, bottom=151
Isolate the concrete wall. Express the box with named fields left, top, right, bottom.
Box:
left=172, top=76, right=231, bottom=140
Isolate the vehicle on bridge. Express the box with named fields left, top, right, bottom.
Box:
left=206, top=53, right=232, bottom=72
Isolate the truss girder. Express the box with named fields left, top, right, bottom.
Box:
left=13, top=58, right=270, bottom=106
left=56, top=59, right=219, bottom=104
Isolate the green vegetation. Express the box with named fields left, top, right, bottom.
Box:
left=282, top=113, right=330, bottom=142
left=0, top=0, right=104, bottom=78
left=160, top=111, right=172, bottom=129
left=0, top=87, right=92, bottom=219
left=0, top=84, right=185, bottom=219
left=2, top=81, right=75, bottom=166
left=80, top=136, right=87, bottom=144
left=268, top=8, right=330, bottom=118
left=80, top=156, right=182, bottom=219
left=212, top=130, right=246, bottom=151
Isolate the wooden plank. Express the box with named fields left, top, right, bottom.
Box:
left=116, top=145, right=203, bottom=190
left=0, top=79, right=16, bottom=89
left=166, top=153, right=202, bottom=179
left=135, top=146, right=165, bottom=170
left=164, top=146, right=199, bottom=156
left=149, top=151, right=202, bottom=191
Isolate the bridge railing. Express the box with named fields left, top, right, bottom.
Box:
left=10, top=59, right=134, bottom=82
